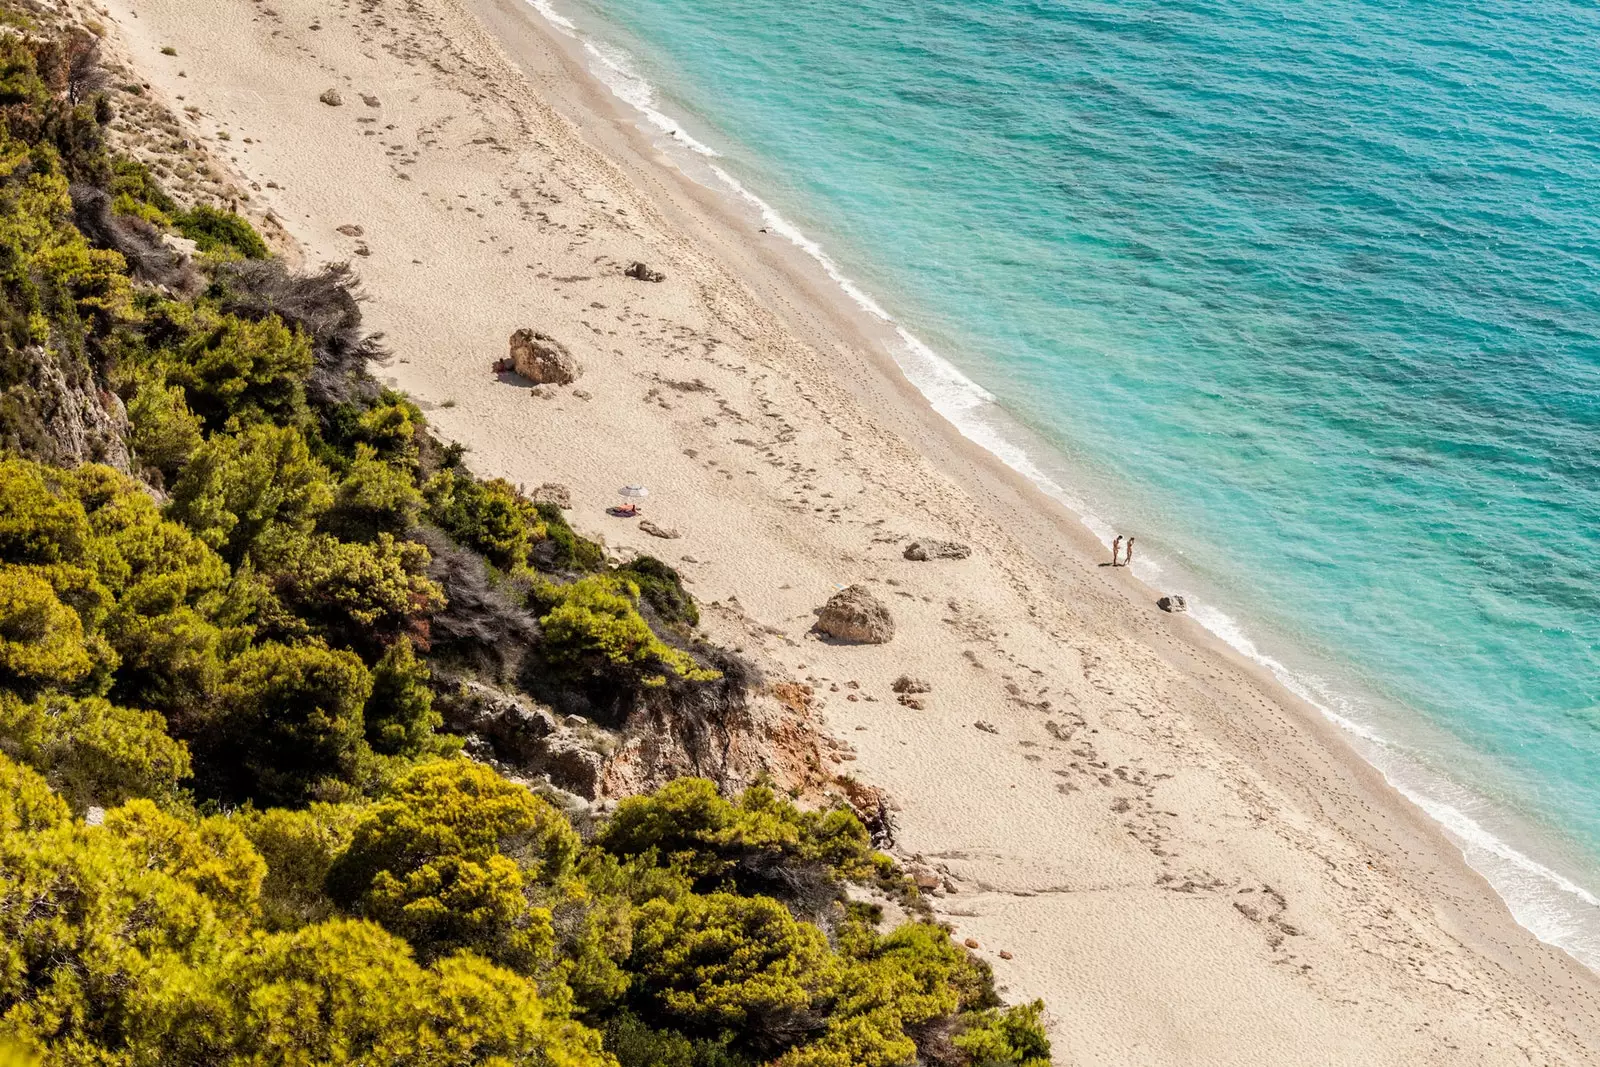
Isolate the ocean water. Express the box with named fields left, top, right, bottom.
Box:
left=530, top=0, right=1600, bottom=964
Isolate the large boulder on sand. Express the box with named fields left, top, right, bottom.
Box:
left=903, top=539, right=970, bottom=561
left=814, top=584, right=894, bottom=644
left=1157, top=594, right=1188, bottom=614
left=498, top=329, right=579, bottom=385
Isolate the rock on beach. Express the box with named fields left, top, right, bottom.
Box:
left=814, top=584, right=894, bottom=644
left=496, top=328, right=580, bottom=385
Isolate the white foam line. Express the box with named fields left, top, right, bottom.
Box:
left=523, top=0, right=1600, bottom=972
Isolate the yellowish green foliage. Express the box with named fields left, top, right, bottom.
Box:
left=330, top=444, right=423, bottom=535
left=330, top=760, right=580, bottom=971
left=423, top=470, right=547, bottom=571
left=173, top=205, right=268, bottom=261
left=127, top=378, right=204, bottom=481
left=0, top=459, right=89, bottom=565
left=157, top=305, right=308, bottom=426
left=102, top=798, right=266, bottom=920
left=239, top=802, right=362, bottom=931
left=540, top=576, right=717, bottom=685
left=0, top=753, right=67, bottom=834
left=0, top=691, right=190, bottom=809
left=597, top=778, right=875, bottom=887
left=629, top=891, right=838, bottom=1037
left=272, top=531, right=443, bottom=635
left=355, top=396, right=423, bottom=467
left=0, top=818, right=230, bottom=1064
left=0, top=95, right=130, bottom=352
left=951, top=1002, right=1052, bottom=1067
left=168, top=422, right=333, bottom=564
left=217, top=919, right=613, bottom=1067
left=0, top=567, right=91, bottom=686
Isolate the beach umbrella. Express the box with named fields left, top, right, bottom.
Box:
left=619, top=485, right=649, bottom=500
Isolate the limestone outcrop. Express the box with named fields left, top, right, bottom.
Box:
left=814, top=584, right=894, bottom=644
left=496, top=329, right=579, bottom=385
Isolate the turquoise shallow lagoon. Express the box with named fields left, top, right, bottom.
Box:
left=532, top=0, right=1600, bottom=963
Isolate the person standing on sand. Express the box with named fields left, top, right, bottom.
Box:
left=1111, top=535, right=1122, bottom=567
left=1124, top=536, right=1135, bottom=567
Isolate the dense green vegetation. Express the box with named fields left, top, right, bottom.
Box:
left=0, top=17, right=1049, bottom=1067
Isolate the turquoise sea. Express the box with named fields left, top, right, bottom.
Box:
left=529, top=0, right=1600, bottom=963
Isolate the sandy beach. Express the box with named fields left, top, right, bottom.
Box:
left=88, top=0, right=1600, bottom=1061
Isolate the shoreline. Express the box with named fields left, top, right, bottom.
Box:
left=99, top=0, right=1600, bottom=1061
left=504, top=0, right=1600, bottom=971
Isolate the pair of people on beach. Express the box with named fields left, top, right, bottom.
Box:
left=1110, top=535, right=1135, bottom=567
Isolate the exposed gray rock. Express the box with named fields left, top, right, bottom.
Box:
left=319, top=88, right=343, bottom=107
left=903, top=539, right=971, bottom=561
left=814, top=584, right=894, bottom=644
left=624, top=261, right=666, bottom=282
left=539, top=733, right=603, bottom=799
left=1158, top=594, right=1188, bottom=614
left=0, top=345, right=132, bottom=474
left=496, top=329, right=580, bottom=385
left=440, top=681, right=607, bottom=797
left=639, top=519, right=680, bottom=539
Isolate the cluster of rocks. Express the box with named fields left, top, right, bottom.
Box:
left=441, top=681, right=606, bottom=798
left=903, top=538, right=970, bottom=561
left=624, top=261, right=666, bottom=282
left=495, top=328, right=580, bottom=385
left=892, top=675, right=930, bottom=709
left=814, top=584, right=894, bottom=644
left=1157, top=594, right=1188, bottom=613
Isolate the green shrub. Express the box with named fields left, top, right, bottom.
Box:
left=0, top=566, right=93, bottom=687
left=603, top=1011, right=748, bottom=1067
left=159, top=307, right=311, bottom=427
left=109, top=158, right=175, bottom=227
left=0, top=691, right=191, bottom=809
left=616, top=555, right=697, bottom=629
left=953, top=1001, right=1052, bottom=1067
left=217, top=919, right=612, bottom=1067
left=364, top=635, right=444, bottom=757
left=328, top=759, right=579, bottom=970
left=539, top=575, right=717, bottom=685
left=424, top=470, right=545, bottom=571
left=127, top=378, right=204, bottom=482
left=269, top=532, right=443, bottom=645
left=238, top=802, right=361, bottom=931
left=174, top=204, right=268, bottom=259
left=629, top=891, right=838, bottom=1045
left=329, top=445, right=424, bottom=538
left=213, top=639, right=373, bottom=805
left=535, top=501, right=605, bottom=572
left=0, top=751, right=70, bottom=834
left=0, top=459, right=91, bottom=566
left=596, top=779, right=875, bottom=891
left=168, top=422, right=333, bottom=564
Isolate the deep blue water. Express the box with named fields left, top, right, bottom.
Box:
left=535, top=0, right=1600, bottom=961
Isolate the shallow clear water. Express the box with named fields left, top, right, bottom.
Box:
left=536, top=0, right=1600, bottom=961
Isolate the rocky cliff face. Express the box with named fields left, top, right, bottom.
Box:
left=0, top=342, right=132, bottom=473
left=439, top=675, right=832, bottom=804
